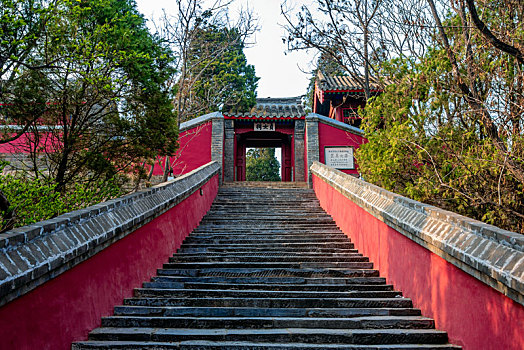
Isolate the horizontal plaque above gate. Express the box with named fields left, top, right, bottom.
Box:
left=254, top=122, right=275, bottom=131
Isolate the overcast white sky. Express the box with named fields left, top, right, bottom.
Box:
left=135, top=0, right=317, bottom=98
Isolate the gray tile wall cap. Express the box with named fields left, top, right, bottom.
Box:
left=0, top=161, right=220, bottom=306
left=306, top=113, right=365, bottom=136
left=180, top=112, right=224, bottom=133
left=310, top=161, right=524, bottom=306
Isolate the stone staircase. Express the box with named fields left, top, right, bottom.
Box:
left=72, top=184, right=460, bottom=349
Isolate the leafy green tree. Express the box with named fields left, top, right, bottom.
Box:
left=0, top=0, right=59, bottom=143
left=246, top=148, right=281, bottom=182
left=186, top=26, right=259, bottom=117
left=160, top=0, right=258, bottom=125
left=8, top=0, right=178, bottom=192
left=357, top=2, right=524, bottom=233
left=157, top=0, right=258, bottom=181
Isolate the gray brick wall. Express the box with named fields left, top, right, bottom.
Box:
left=294, top=120, right=306, bottom=182
left=223, top=120, right=235, bottom=182
left=305, top=116, right=320, bottom=185
left=310, top=161, right=524, bottom=306
left=211, top=117, right=224, bottom=183
left=0, top=161, right=221, bottom=307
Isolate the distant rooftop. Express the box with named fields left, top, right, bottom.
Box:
left=226, top=97, right=306, bottom=119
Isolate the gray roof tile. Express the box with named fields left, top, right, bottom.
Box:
left=227, top=97, right=305, bottom=119
left=317, top=71, right=382, bottom=91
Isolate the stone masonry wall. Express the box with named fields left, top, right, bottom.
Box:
left=0, top=161, right=221, bottom=307
left=311, top=161, right=524, bottom=306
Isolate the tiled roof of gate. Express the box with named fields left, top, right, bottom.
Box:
left=226, top=97, right=306, bottom=119
left=316, top=71, right=383, bottom=91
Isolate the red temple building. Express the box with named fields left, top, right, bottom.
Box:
left=313, top=71, right=382, bottom=128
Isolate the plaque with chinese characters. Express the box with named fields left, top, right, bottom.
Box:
left=325, top=147, right=354, bottom=169
left=254, top=122, right=275, bottom=131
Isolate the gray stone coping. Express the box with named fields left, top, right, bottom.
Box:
left=0, top=161, right=221, bottom=307
left=306, top=113, right=365, bottom=136
left=310, top=161, right=524, bottom=306
left=180, top=112, right=223, bottom=132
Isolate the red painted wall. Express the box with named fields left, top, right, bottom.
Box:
left=318, top=122, right=367, bottom=176
left=0, top=132, right=58, bottom=154
left=0, top=122, right=213, bottom=178
left=0, top=174, right=219, bottom=350
left=152, top=121, right=213, bottom=176
left=312, top=174, right=524, bottom=350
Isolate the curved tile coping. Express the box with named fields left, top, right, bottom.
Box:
left=0, top=161, right=221, bottom=307
left=310, top=161, right=524, bottom=305
left=306, top=113, right=365, bottom=136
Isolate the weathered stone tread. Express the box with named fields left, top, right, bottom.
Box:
left=72, top=185, right=459, bottom=349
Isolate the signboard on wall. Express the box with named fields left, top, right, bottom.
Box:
left=254, top=122, right=275, bottom=131
left=325, top=147, right=354, bottom=169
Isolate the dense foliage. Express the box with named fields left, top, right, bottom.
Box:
left=1, top=0, right=178, bottom=191
left=0, top=162, right=122, bottom=231
left=357, top=3, right=524, bottom=233
left=185, top=27, right=258, bottom=117
left=286, top=0, right=524, bottom=233
left=246, top=148, right=281, bottom=182
left=0, top=0, right=178, bottom=230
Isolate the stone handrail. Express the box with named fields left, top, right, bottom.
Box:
left=311, top=161, right=524, bottom=305
left=0, top=161, right=220, bottom=307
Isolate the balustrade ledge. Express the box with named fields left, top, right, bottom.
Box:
left=0, top=161, right=220, bottom=307
left=310, top=161, right=524, bottom=306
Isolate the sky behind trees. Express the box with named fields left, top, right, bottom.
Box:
left=135, top=0, right=316, bottom=98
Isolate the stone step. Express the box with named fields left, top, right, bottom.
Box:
left=177, top=248, right=359, bottom=254
left=178, top=243, right=355, bottom=249
left=113, top=306, right=422, bottom=318
left=156, top=267, right=379, bottom=278
left=150, top=276, right=388, bottom=285
left=182, top=237, right=350, bottom=244
left=73, top=340, right=461, bottom=350
left=168, top=256, right=369, bottom=263
left=73, top=185, right=459, bottom=349
left=186, top=233, right=346, bottom=239
left=172, top=252, right=365, bottom=258
left=142, top=282, right=393, bottom=291
left=87, top=327, right=449, bottom=344
left=100, top=316, right=435, bottom=329
left=162, top=262, right=374, bottom=269
left=123, top=297, right=414, bottom=309
left=206, top=209, right=327, bottom=213
left=132, top=288, right=402, bottom=299
left=191, top=230, right=344, bottom=235
left=199, top=220, right=338, bottom=224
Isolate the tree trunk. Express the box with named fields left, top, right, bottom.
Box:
left=363, top=25, right=371, bottom=100
left=162, top=156, right=171, bottom=182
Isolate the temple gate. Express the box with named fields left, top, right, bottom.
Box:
left=161, top=96, right=367, bottom=184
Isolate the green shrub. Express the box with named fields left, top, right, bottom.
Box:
left=0, top=162, right=123, bottom=232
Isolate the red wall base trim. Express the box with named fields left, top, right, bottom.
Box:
left=312, top=174, right=524, bottom=350
left=0, top=175, right=219, bottom=350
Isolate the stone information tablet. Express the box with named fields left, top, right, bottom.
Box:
left=325, top=147, right=354, bottom=169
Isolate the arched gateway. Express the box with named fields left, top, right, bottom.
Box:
left=159, top=96, right=367, bottom=183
